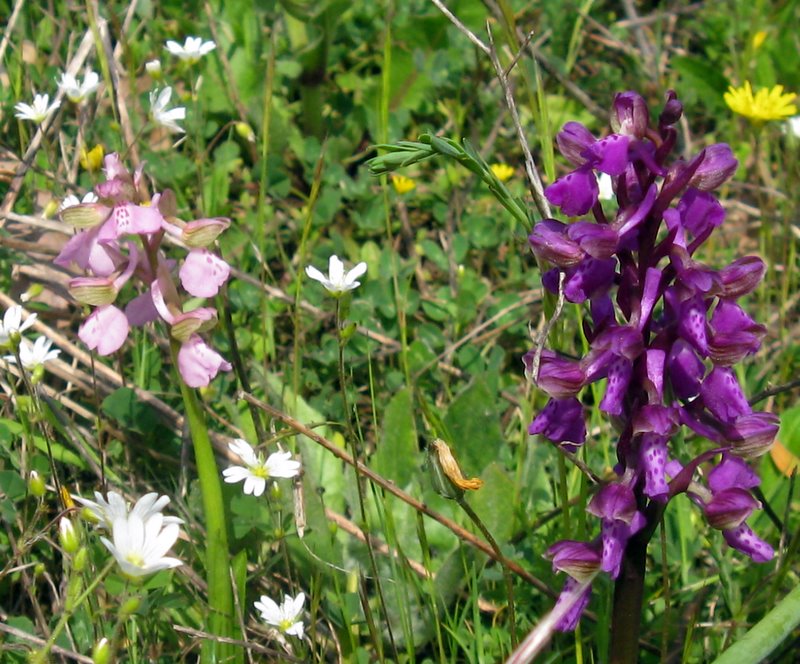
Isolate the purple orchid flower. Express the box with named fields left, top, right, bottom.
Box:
left=525, top=91, right=777, bottom=631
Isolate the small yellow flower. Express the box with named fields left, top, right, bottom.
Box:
left=490, top=163, right=514, bottom=182
left=752, top=31, right=767, bottom=50
left=724, top=81, right=797, bottom=122
left=391, top=174, right=416, bottom=194
left=80, top=144, right=105, bottom=172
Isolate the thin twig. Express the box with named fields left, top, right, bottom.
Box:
left=0, top=622, right=92, bottom=663
left=430, top=0, right=490, bottom=54
left=485, top=24, right=550, bottom=219
left=239, top=390, right=556, bottom=597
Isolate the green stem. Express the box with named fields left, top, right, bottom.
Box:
left=171, top=341, right=238, bottom=664
left=31, top=560, right=115, bottom=664
left=609, top=502, right=665, bottom=664
left=457, top=496, right=518, bottom=647
left=334, top=299, right=398, bottom=660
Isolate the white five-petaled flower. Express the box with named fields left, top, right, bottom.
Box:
left=222, top=439, right=301, bottom=497
left=597, top=172, right=614, bottom=201
left=254, top=592, right=305, bottom=638
left=60, top=191, right=99, bottom=212
left=100, top=512, right=183, bottom=577
left=149, top=87, right=186, bottom=133
left=165, top=36, right=216, bottom=64
left=74, top=490, right=184, bottom=530
left=3, top=336, right=59, bottom=368
left=14, top=93, right=61, bottom=124
left=305, top=255, right=367, bottom=295
left=0, top=305, right=37, bottom=346
left=57, top=71, right=100, bottom=103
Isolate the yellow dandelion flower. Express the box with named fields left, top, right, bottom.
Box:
left=391, top=174, right=416, bottom=194
left=490, top=162, right=515, bottom=182
left=724, top=81, right=797, bottom=122
left=80, top=144, right=105, bottom=172
left=752, top=31, right=767, bottom=50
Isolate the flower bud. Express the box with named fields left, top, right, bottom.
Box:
left=524, top=349, right=585, bottom=398
left=659, top=90, right=683, bottom=127
left=59, top=203, right=112, bottom=229
left=555, top=121, right=596, bottom=166
left=59, top=517, right=80, bottom=554
left=43, top=199, right=60, bottom=219
left=528, top=220, right=584, bottom=267
left=68, top=276, right=117, bottom=306
left=92, top=637, right=112, bottom=664
left=427, top=439, right=483, bottom=499
left=73, top=547, right=89, bottom=572
left=611, top=91, right=649, bottom=138
left=235, top=121, right=256, bottom=143
left=270, top=482, right=282, bottom=500
left=181, top=217, right=231, bottom=248
left=705, top=488, right=760, bottom=530
left=145, top=59, right=163, bottom=80
left=719, top=256, right=765, bottom=298
left=170, top=307, right=218, bottom=343
left=587, top=483, right=638, bottom=524
left=688, top=144, right=737, bottom=191
left=80, top=144, right=105, bottom=173
left=725, top=412, right=780, bottom=458
left=545, top=540, right=602, bottom=582
left=120, top=596, right=141, bottom=618
left=28, top=470, right=47, bottom=497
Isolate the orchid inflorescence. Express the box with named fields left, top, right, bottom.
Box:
left=55, top=153, right=233, bottom=387
left=525, top=90, right=779, bottom=630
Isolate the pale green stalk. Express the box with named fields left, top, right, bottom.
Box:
left=170, top=340, right=238, bottom=664
left=30, top=560, right=115, bottom=664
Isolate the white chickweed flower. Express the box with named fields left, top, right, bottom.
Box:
left=0, top=305, right=37, bottom=346
left=3, top=336, right=59, bottom=368
left=165, top=36, right=216, bottom=64
left=305, top=255, right=367, bottom=295
left=222, top=439, right=301, bottom=497
left=254, top=592, right=305, bottom=637
left=597, top=172, right=615, bottom=201
left=57, top=71, right=100, bottom=103
left=145, top=59, right=162, bottom=78
left=74, top=490, right=184, bottom=530
left=60, top=191, right=99, bottom=212
left=785, top=115, right=800, bottom=138
left=100, top=512, right=183, bottom=577
left=14, top=93, right=61, bottom=124
left=149, top=86, right=186, bottom=133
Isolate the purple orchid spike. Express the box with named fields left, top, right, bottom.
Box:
left=524, top=90, right=776, bottom=634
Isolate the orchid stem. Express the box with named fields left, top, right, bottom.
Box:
left=171, top=340, right=239, bottom=664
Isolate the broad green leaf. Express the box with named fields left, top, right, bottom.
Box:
left=374, top=387, right=417, bottom=487
left=443, top=378, right=503, bottom=471
left=711, top=585, right=800, bottom=664
left=468, top=462, right=516, bottom=543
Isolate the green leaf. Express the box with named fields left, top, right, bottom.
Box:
left=443, top=378, right=503, bottom=472
left=468, top=463, right=516, bottom=543
left=711, top=584, right=800, bottom=664
left=102, top=387, right=160, bottom=436
left=374, top=388, right=417, bottom=487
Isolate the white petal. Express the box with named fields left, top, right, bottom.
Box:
left=328, top=255, right=344, bottom=286
left=345, top=262, right=367, bottom=284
